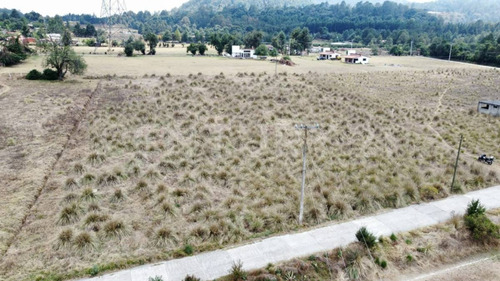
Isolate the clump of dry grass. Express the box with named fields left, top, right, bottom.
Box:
left=58, top=203, right=81, bottom=225
left=104, top=220, right=126, bottom=238
left=74, top=232, right=94, bottom=250
left=57, top=228, right=73, bottom=246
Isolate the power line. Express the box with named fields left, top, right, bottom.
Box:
left=295, top=123, right=319, bottom=225
left=100, top=0, right=130, bottom=52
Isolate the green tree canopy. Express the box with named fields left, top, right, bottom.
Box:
left=272, top=31, right=287, bottom=54
left=290, top=27, right=312, bottom=54
left=43, top=43, right=87, bottom=80
left=255, top=44, right=268, bottom=56
left=198, top=43, right=208, bottom=55
left=244, top=31, right=263, bottom=49
left=144, top=33, right=159, bottom=55
left=209, top=32, right=232, bottom=55
left=187, top=43, right=198, bottom=55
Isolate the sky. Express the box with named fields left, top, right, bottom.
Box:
left=1, top=0, right=191, bottom=17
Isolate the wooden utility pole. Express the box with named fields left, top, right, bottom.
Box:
left=448, top=43, right=453, bottom=61
left=295, top=124, right=319, bottom=225
left=451, top=134, right=463, bottom=191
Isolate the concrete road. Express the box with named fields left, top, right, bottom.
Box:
left=78, top=185, right=500, bottom=281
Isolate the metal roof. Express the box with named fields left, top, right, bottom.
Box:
left=479, top=101, right=500, bottom=106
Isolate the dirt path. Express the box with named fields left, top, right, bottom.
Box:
left=0, top=82, right=102, bottom=258
left=399, top=253, right=500, bottom=281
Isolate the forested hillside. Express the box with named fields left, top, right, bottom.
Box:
left=413, top=0, right=500, bottom=23
left=2, top=1, right=500, bottom=66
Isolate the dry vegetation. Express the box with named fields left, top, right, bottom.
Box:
left=220, top=210, right=500, bottom=281
left=0, top=56, right=499, bottom=280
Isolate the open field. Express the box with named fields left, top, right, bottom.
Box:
left=0, top=45, right=493, bottom=77
left=0, top=53, right=499, bottom=280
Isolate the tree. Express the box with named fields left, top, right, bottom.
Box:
left=47, top=16, right=65, bottom=34
left=21, top=24, right=30, bottom=37
left=244, top=31, right=263, bottom=49
left=0, top=37, right=31, bottom=67
left=198, top=44, right=207, bottom=55
left=44, top=43, right=87, bottom=80
left=144, top=33, right=158, bottom=55
left=187, top=43, right=198, bottom=55
left=290, top=27, right=312, bottom=54
left=162, top=30, right=172, bottom=42
left=174, top=29, right=182, bottom=42
left=181, top=31, right=189, bottom=43
left=209, top=32, right=232, bottom=55
left=85, top=24, right=97, bottom=37
left=62, top=30, right=72, bottom=46
left=124, top=44, right=134, bottom=57
left=390, top=45, right=404, bottom=56
left=255, top=44, right=268, bottom=56
left=272, top=31, right=287, bottom=54
left=269, top=48, right=278, bottom=57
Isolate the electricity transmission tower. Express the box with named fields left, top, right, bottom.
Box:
left=295, top=124, right=319, bottom=225
left=100, top=0, right=129, bottom=51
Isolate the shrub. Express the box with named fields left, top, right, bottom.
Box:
left=464, top=213, right=499, bottom=243
left=26, top=69, right=42, bottom=80
left=466, top=199, right=486, bottom=216
left=42, top=68, right=59, bottom=80
left=390, top=233, right=397, bottom=242
left=464, top=200, right=499, bottom=244
left=124, top=44, right=134, bottom=57
left=184, top=275, right=201, bottom=281
left=88, top=265, right=100, bottom=277
left=229, top=260, right=247, bottom=281
left=183, top=244, right=194, bottom=255
left=148, top=276, right=164, bottom=281
left=406, top=254, right=414, bottom=262
left=355, top=227, right=377, bottom=249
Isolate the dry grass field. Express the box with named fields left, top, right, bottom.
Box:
left=0, top=52, right=499, bottom=280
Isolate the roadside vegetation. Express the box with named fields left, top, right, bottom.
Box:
left=214, top=203, right=499, bottom=281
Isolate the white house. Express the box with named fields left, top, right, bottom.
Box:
left=310, top=46, right=322, bottom=53
left=318, top=51, right=341, bottom=60
left=344, top=54, right=369, bottom=64
left=47, top=33, right=61, bottom=42
left=231, top=46, right=256, bottom=59
left=477, top=101, right=500, bottom=117
left=346, top=49, right=357, bottom=55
